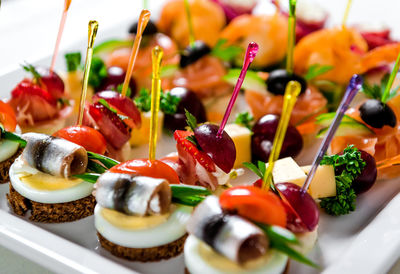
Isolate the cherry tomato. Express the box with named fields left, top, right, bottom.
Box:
left=53, top=125, right=107, bottom=154
left=220, top=186, right=287, bottom=227
left=0, top=101, right=17, bottom=132
left=109, top=159, right=180, bottom=184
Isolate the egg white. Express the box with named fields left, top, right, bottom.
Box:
left=9, top=156, right=94, bottom=204
left=184, top=235, right=289, bottom=274
left=95, top=204, right=192, bottom=248
left=0, top=139, right=19, bottom=163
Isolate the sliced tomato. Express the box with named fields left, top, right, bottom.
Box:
left=53, top=125, right=107, bottom=154
left=220, top=185, right=287, bottom=227
left=0, top=101, right=17, bottom=132
left=110, top=158, right=180, bottom=184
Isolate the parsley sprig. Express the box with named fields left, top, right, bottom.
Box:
left=134, top=88, right=181, bottom=115
left=234, top=111, right=254, bottom=130
left=319, top=145, right=365, bottom=216
left=361, top=74, right=399, bottom=103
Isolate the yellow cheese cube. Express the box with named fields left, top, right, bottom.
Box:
left=130, top=111, right=164, bottom=146
left=224, top=124, right=251, bottom=168
left=268, top=157, right=307, bottom=186
left=301, top=165, right=336, bottom=199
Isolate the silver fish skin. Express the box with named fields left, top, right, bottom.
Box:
left=186, top=196, right=268, bottom=264
left=95, top=172, right=171, bottom=216
left=22, top=132, right=88, bottom=178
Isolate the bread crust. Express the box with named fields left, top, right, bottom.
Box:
left=97, top=231, right=187, bottom=262
left=7, top=184, right=95, bottom=223
left=0, top=148, right=23, bottom=184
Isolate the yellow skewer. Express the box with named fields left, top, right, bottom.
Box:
left=149, top=46, right=164, bottom=160
left=262, top=81, right=301, bottom=190
left=121, top=10, right=151, bottom=97
left=77, top=20, right=98, bottom=126
left=342, top=0, right=352, bottom=28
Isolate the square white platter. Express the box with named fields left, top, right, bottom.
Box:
left=0, top=3, right=400, bottom=274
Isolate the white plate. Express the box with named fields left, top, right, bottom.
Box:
left=1, top=2, right=400, bottom=273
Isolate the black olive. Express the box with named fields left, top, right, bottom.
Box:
left=128, top=20, right=158, bottom=36
left=265, top=69, right=307, bottom=95
left=179, top=41, right=211, bottom=68
left=359, top=99, right=397, bottom=128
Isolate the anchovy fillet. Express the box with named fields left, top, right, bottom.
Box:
left=22, top=133, right=88, bottom=178
left=95, top=172, right=171, bottom=216
left=186, top=196, right=268, bottom=264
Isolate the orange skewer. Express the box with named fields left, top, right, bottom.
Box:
left=121, top=10, right=151, bottom=97
left=50, top=0, right=72, bottom=73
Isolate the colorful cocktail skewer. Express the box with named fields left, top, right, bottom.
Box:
left=50, top=0, right=72, bottom=73
left=149, top=46, right=164, bottom=160
left=286, top=0, right=297, bottom=75
left=217, top=42, right=259, bottom=137
left=121, top=10, right=151, bottom=97
left=184, top=0, right=196, bottom=47
left=77, top=20, right=98, bottom=125
left=262, top=81, right=302, bottom=190
left=301, top=74, right=363, bottom=194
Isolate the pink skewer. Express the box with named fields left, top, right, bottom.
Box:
left=217, top=42, right=259, bottom=137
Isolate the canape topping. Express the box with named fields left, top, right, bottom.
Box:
left=187, top=196, right=268, bottom=264
left=96, top=172, right=171, bottom=216
left=22, top=133, right=88, bottom=178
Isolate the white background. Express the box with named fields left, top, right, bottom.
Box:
left=0, top=0, right=400, bottom=273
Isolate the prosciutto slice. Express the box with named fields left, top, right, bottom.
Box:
left=22, top=133, right=88, bottom=178
left=95, top=172, right=171, bottom=216
left=186, top=196, right=268, bottom=264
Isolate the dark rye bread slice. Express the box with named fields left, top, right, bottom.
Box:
left=97, top=232, right=187, bottom=262
left=7, top=184, right=95, bottom=223
left=0, top=148, right=23, bottom=184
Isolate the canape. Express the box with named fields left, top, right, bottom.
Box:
left=184, top=189, right=318, bottom=274
left=0, top=101, right=24, bottom=183
left=8, top=64, right=73, bottom=134
left=7, top=133, right=95, bottom=223
left=94, top=158, right=210, bottom=261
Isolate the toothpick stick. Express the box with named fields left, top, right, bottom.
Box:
left=342, top=0, right=352, bottom=28
left=217, top=42, right=258, bottom=137
left=50, top=0, right=72, bottom=72
left=286, top=0, right=297, bottom=75
left=77, top=20, right=98, bottom=125
left=301, top=75, right=363, bottom=194
left=149, top=46, right=163, bottom=160
left=184, top=0, right=195, bottom=48
left=121, top=10, right=151, bottom=97
left=262, top=81, right=301, bottom=190
left=382, top=49, right=400, bottom=103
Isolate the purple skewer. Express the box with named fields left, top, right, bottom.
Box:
left=217, top=42, right=259, bottom=137
left=301, top=74, right=363, bottom=194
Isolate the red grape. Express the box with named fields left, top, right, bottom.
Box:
left=93, top=90, right=141, bottom=128
left=275, top=182, right=319, bottom=233
left=98, top=66, right=137, bottom=98
left=36, top=67, right=65, bottom=100
left=336, top=150, right=377, bottom=194
left=164, top=87, right=206, bottom=131
left=251, top=114, right=303, bottom=163
left=194, top=124, right=236, bottom=173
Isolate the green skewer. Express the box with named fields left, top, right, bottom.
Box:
left=286, top=0, right=297, bottom=75
left=382, top=50, right=400, bottom=103
left=184, top=0, right=195, bottom=48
